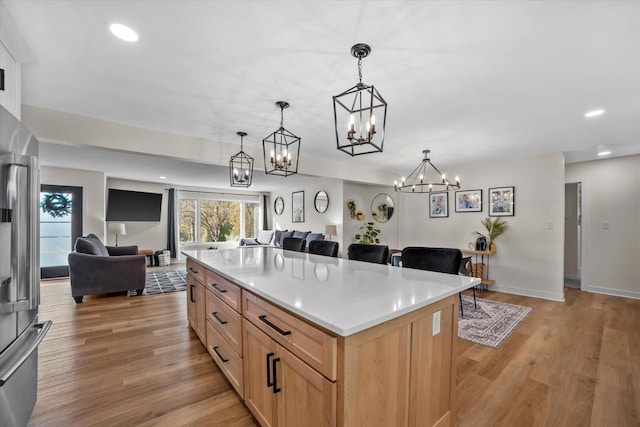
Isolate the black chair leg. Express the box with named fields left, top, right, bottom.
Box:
left=459, top=292, right=464, bottom=317
left=472, top=286, right=477, bottom=309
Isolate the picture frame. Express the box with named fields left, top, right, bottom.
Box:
left=455, top=189, right=482, bottom=213
left=488, top=186, right=515, bottom=216
left=292, top=191, right=305, bottom=222
left=429, top=192, right=448, bottom=218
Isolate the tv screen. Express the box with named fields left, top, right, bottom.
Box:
left=106, top=189, right=163, bottom=222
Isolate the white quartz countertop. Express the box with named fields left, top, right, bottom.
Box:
left=183, top=247, right=480, bottom=337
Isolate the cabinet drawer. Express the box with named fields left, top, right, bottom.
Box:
left=205, top=269, right=242, bottom=313
left=206, top=322, right=244, bottom=398
left=243, top=292, right=337, bottom=381
left=206, top=289, right=243, bottom=355
left=186, top=258, right=206, bottom=284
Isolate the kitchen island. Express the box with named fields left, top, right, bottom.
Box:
left=183, top=247, right=479, bottom=427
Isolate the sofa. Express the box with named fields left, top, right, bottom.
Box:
left=68, top=234, right=146, bottom=303
left=239, top=229, right=325, bottom=249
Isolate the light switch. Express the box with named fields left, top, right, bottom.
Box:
left=432, top=311, right=441, bottom=336
left=546, top=222, right=554, bottom=230
left=602, top=221, right=609, bottom=229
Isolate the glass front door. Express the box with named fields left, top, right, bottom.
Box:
left=40, top=185, right=82, bottom=279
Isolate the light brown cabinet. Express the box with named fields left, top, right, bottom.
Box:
left=244, top=319, right=336, bottom=427
left=186, top=273, right=205, bottom=344
left=185, top=255, right=458, bottom=427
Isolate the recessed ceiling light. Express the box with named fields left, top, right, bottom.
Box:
left=159, top=176, right=167, bottom=180
left=109, top=23, right=138, bottom=42
left=585, top=109, right=605, bottom=118
left=597, top=147, right=611, bottom=156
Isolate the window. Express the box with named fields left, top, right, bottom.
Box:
left=179, top=193, right=259, bottom=244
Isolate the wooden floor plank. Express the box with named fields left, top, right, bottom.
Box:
left=29, top=282, right=639, bottom=426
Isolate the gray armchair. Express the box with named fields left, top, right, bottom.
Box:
left=68, top=234, right=145, bottom=303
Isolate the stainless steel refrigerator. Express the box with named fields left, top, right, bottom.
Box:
left=0, top=104, right=52, bottom=426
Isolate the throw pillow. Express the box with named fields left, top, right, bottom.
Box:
left=292, top=231, right=310, bottom=240
left=256, top=230, right=274, bottom=245
left=84, top=234, right=109, bottom=256
left=278, top=230, right=295, bottom=247
left=273, top=229, right=288, bottom=248
left=74, top=237, right=102, bottom=255
left=305, top=233, right=324, bottom=247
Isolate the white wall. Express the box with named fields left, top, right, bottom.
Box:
left=566, top=154, right=640, bottom=299
left=41, top=166, right=107, bottom=240
left=343, top=182, right=400, bottom=251
left=270, top=178, right=344, bottom=252
left=398, top=152, right=566, bottom=301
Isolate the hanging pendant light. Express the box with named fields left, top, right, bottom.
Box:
left=333, top=43, right=387, bottom=156
left=394, top=150, right=460, bottom=193
left=262, top=101, right=300, bottom=177
left=229, top=131, right=254, bottom=188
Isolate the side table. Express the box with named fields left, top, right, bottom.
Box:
left=138, top=249, right=154, bottom=267
left=461, top=248, right=496, bottom=291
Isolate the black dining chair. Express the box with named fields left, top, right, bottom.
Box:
left=308, top=240, right=339, bottom=257
left=282, top=237, right=306, bottom=252
left=347, top=244, right=389, bottom=265
left=401, top=247, right=473, bottom=316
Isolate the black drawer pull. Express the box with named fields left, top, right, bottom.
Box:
left=188, top=267, right=198, bottom=274
left=272, top=357, right=281, bottom=394
left=266, top=352, right=274, bottom=387
left=190, top=285, right=195, bottom=302
left=258, top=315, right=291, bottom=336
left=211, top=283, right=227, bottom=293
left=212, top=311, right=227, bottom=325
left=212, top=346, right=228, bottom=363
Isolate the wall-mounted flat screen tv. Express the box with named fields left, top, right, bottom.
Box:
left=106, top=189, right=162, bottom=222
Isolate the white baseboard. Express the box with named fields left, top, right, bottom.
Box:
left=584, top=286, right=640, bottom=300
left=489, top=284, right=566, bottom=302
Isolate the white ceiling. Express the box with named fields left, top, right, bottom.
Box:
left=4, top=1, right=640, bottom=189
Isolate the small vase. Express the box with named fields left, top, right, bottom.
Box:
left=489, top=242, right=496, bottom=252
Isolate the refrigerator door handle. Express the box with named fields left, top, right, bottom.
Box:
left=0, top=320, right=52, bottom=387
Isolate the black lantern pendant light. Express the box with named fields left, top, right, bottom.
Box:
left=229, top=131, right=254, bottom=188
left=394, top=150, right=460, bottom=193
left=262, top=101, right=300, bottom=177
left=333, top=43, right=387, bottom=156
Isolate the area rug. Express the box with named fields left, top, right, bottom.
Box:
left=129, top=269, right=187, bottom=296
left=458, top=295, right=533, bottom=349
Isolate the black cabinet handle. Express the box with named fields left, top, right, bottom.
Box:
left=190, top=284, right=195, bottom=302
left=188, top=267, right=198, bottom=274
left=212, top=346, right=228, bottom=363
left=211, top=312, right=227, bottom=325
left=266, top=352, right=274, bottom=388
left=272, top=357, right=281, bottom=394
left=211, top=283, right=227, bottom=293
left=258, top=315, right=291, bottom=336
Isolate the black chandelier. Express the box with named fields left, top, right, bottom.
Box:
left=333, top=43, right=387, bottom=156
left=229, top=131, right=254, bottom=188
left=394, top=150, right=460, bottom=193
left=262, top=101, right=300, bottom=177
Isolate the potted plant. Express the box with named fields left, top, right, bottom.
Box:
left=355, top=222, right=381, bottom=244
left=475, top=217, right=509, bottom=251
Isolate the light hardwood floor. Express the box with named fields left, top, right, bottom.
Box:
left=29, top=281, right=639, bottom=426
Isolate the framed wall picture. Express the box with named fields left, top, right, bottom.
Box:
left=455, top=189, right=482, bottom=213
left=488, top=186, right=515, bottom=216
left=429, top=192, right=448, bottom=218
left=292, top=191, right=305, bottom=222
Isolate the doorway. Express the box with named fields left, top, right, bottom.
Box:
left=564, top=182, right=581, bottom=289
left=40, top=185, right=83, bottom=279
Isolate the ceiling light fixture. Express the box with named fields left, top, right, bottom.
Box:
left=333, top=43, right=387, bottom=156
left=262, top=101, right=300, bottom=177
left=394, top=150, right=460, bottom=193
left=159, top=176, right=167, bottom=180
left=585, top=109, right=605, bottom=118
left=109, top=23, right=139, bottom=42
left=597, top=146, right=612, bottom=156
left=229, top=131, right=254, bottom=188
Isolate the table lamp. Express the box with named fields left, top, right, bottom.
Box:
left=108, top=223, right=126, bottom=246
left=324, top=224, right=337, bottom=241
